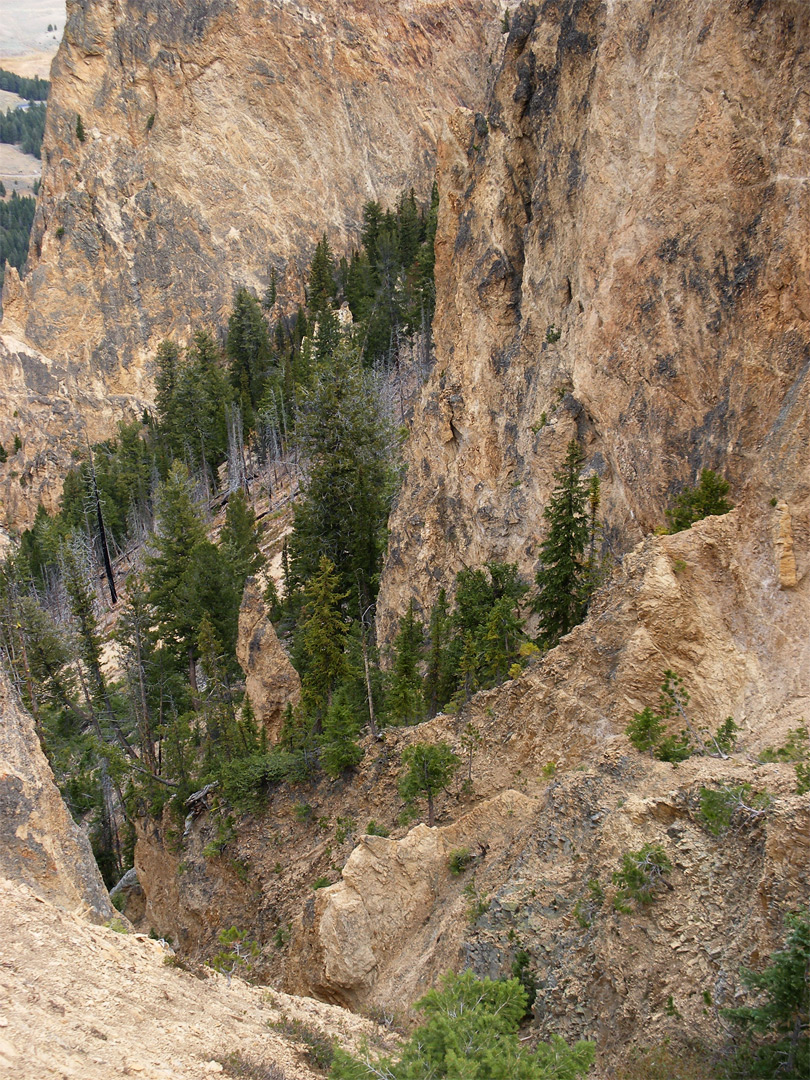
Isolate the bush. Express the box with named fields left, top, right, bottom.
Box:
left=613, top=843, right=672, bottom=910
left=666, top=469, right=733, bottom=533
left=365, top=820, right=389, bottom=837
left=697, top=784, right=770, bottom=836
left=311, top=876, right=331, bottom=890
left=448, top=847, right=472, bottom=875
left=271, top=1017, right=335, bottom=1072
left=216, top=752, right=295, bottom=811
left=210, top=926, right=259, bottom=980
left=330, top=970, right=594, bottom=1079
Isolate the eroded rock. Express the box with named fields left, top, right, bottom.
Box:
left=236, top=578, right=300, bottom=742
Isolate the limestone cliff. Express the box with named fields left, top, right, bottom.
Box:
left=0, top=667, right=116, bottom=922
left=377, top=0, right=810, bottom=641
left=0, top=0, right=510, bottom=526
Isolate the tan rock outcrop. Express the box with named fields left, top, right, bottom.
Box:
left=290, top=790, right=535, bottom=1008
left=236, top=578, right=301, bottom=741
left=774, top=500, right=798, bottom=588
left=0, top=0, right=511, bottom=528
left=0, top=668, right=116, bottom=922
left=377, top=0, right=810, bottom=642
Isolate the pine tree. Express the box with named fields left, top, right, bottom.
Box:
left=723, top=907, right=810, bottom=1078
left=226, top=287, right=274, bottom=427
left=220, top=488, right=264, bottom=596
left=294, top=556, right=350, bottom=730
left=288, top=336, right=395, bottom=605
left=398, top=741, right=459, bottom=827
left=145, top=462, right=208, bottom=684
left=424, top=588, right=454, bottom=717
left=533, top=440, right=591, bottom=649
left=320, top=690, right=364, bottom=777
left=385, top=599, right=425, bottom=726
left=307, top=234, right=337, bottom=320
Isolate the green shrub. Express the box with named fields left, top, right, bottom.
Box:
left=666, top=468, right=733, bottom=533
left=334, top=816, right=356, bottom=844
left=365, top=820, right=389, bottom=837
left=759, top=725, right=809, bottom=795
left=210, top=926, right=259, bottom=979
left=448, top=847, right=472, bottom=876
left=311, top=876, right=331, bottom=890
left=217, top=752, right=295, bottom=811
left=697, top=784, right=770, bottom=836
left=330, top=970, right=594, bottom=1079
left=612, top=843, right=672, bottom=910
left=75, top=114, right=86, bottom=142
left=203, top=814, right=235, bottom=858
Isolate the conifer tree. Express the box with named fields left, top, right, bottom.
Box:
left=320, top=690, right=364, bottom=777
left=294, top=556, right=350, bottom=729
left=385, top=599, right=425, bottom=726
left=220, top=488, right=264, bottom=596
left=145, top=462, right=208, bottom=685
left=424, top=588, right=453, bottom=717
left=533, top=440, right=591, bottom=649
left=307, top=234, right=337, bottom=321
left=288, top=336, right=395, bottom=605
left=226, top=287, right=274, bottom=427
left=399, top=741, right=459, bottom=827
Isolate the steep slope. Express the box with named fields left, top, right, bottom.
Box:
left=0, top=667, right=116, bottom=922
left=0, top=874, right=388, bottom=1079
left=0, top=0, right=509, bottom=526
left=377, top=0, right=810, bottom=640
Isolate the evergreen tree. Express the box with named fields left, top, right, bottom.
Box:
left=666, top=468, right=733, bottom=533
left=385, top=599, right=425, bottom=726
left=424, top=588, right=454, bottom=717
left=307, top=234, right=337, bottom=320
left=533, top=440, right=591, bottom=649
left=398, top=741, right=459, bottom=827
left=723, top=907, right=810, bottom=1079
left=320, top=690, right=364, bottom=777
left=288, top=336, right=395, bottom=605
left=220, top=488, right=264, bottom=596
left=145, top=462, right=208, bottom=685
left=226, top=287, right=274, bottom=427
left=293, top=556, right=350, bottom=730
left=331, top=970, right=594, bottom=1080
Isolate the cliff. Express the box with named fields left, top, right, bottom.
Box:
left=0, top=667, right=116, bottom=922
left=0, top=0, right=509, bottom=527
left=377, top=0, right=810, bottom=641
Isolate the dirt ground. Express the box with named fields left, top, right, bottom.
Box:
left=0, top=875, right=390, bottom=1080
left=0, top=2, right=64, bottom=65
left=0, top=143, right=40, bottom=196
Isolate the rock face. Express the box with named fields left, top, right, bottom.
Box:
left=0, top=668, right=116, bottom=923
left=290, top=790, right=534, bottom=1008
left=236, top=578, right=301, bottom=741
left=0, top=0, right=509, bottom=527
left=290, top=508, right=810, bottom=1056
left=377, top=0, right=810, bottom=641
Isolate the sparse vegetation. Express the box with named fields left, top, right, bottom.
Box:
left=448, top=847, right=472, bottom=875
left=210, top=926, right=260, bottom=981
left=612, top=844, right=672, bottom=911
left=697, top=784, right=770, bottom=837
left=666, top=469, right=733, bottom=533
left=330, top=970, right=594, bottom=1079
left=626, top=672, right=739, bottom=763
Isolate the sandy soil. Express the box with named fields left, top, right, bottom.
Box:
left=0, top=875, right=390, bottom=1080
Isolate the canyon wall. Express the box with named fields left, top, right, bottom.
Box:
left=0, top=0, right=509, bottom=528
left=377, top=0, right=810, bottom=641
left=0, top=667, right=116, bottom=922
